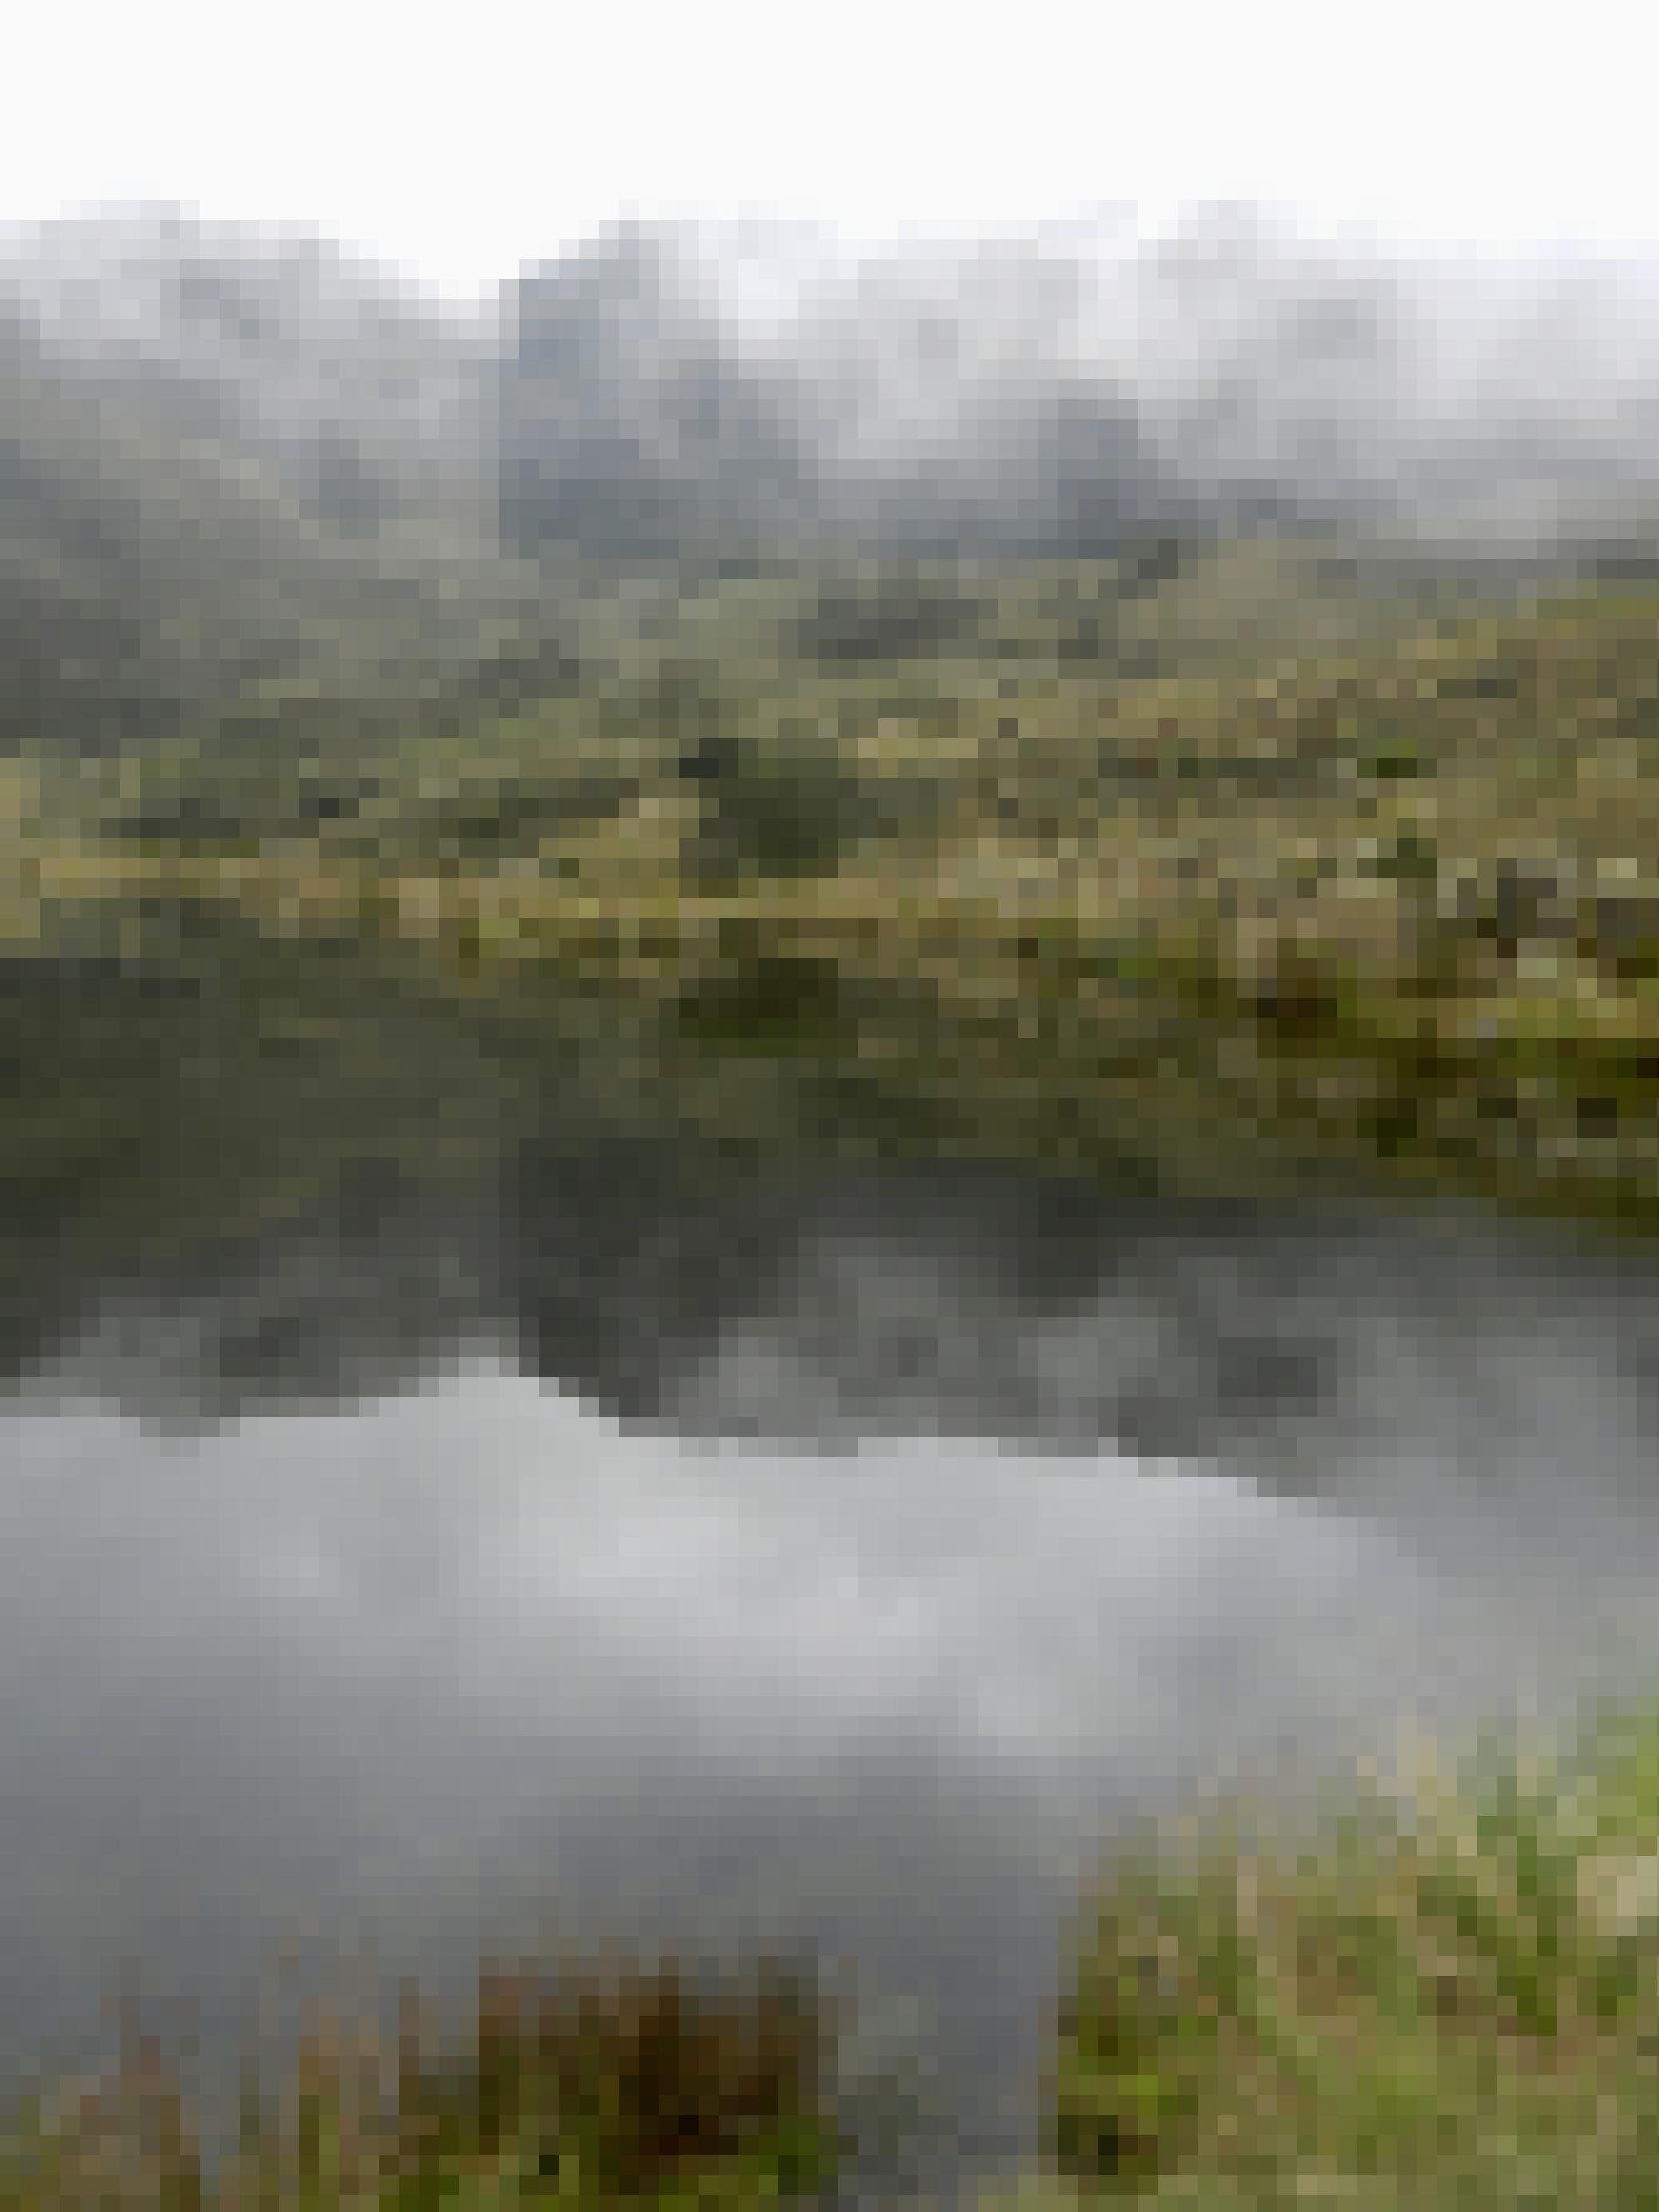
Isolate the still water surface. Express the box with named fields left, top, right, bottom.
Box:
left=9, top=961, right=1659, bottom=2197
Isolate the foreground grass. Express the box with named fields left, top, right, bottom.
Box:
left=1012, top=1693, right=1659, bottom=2208
left=0, top=1951, right=853, bottom=2210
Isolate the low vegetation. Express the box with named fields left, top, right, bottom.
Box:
left=1013, top=1692, right=1659, bottom=2207
left=11, top=536, right=1659, bottom=1228
left=0, top=1949, right=852, bottom=2210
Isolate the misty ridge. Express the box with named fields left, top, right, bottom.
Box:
left=8, top=198, right=1659, bottom=763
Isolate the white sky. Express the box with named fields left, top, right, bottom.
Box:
left=10, top=0, right=1659, bottom=301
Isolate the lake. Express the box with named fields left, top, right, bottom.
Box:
left=7, top=935, right=1659, bottom=2202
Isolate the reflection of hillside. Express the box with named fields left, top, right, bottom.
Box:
left=505, top=1144, right=1659, bottom=1605
left=42, top=1203, right=504, bottom=1425
left=20, top=1024, right=1659, bottom=1541
left=0, top=932, right=521, bottom=1398
left=13, top=928, right=1659, bottom=1583
left=501, top=1143, right=1359, bottom=1450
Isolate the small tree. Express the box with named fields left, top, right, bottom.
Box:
left=680, top=718, right=869, bottom=886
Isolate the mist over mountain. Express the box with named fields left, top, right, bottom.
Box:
left=2, top=205, right=496, bottom=548
left=5, top=200, right=1659, bottom=770
left=496, top=218, right=1186, bottom=570
left=0, top=211, right=531, bottom=769
left=495, top=205, right=1659, bottom=580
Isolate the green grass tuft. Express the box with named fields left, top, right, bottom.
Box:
left=1020, top=1696, right=1659, bottom=2206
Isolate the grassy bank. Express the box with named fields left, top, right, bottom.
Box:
left=12, top=544, right=1659, bottom=1233
left=0, top=1949, right=857, bottom=2210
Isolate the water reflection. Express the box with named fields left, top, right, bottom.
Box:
left=9, top=1126, right=1659, bottom=2198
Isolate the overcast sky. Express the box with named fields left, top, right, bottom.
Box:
left=10, top=0, right=1659, bottom=300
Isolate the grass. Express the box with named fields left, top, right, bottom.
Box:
left=0, top=1948, right=855, bottom=2210
left=1009, top=1692, right=1659, bottom=2208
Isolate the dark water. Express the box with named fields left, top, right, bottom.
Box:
left=8, top=936, right=1659, bottom=2200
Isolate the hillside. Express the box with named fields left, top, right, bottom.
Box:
left=7, top=208, right=1659, bottom=1228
